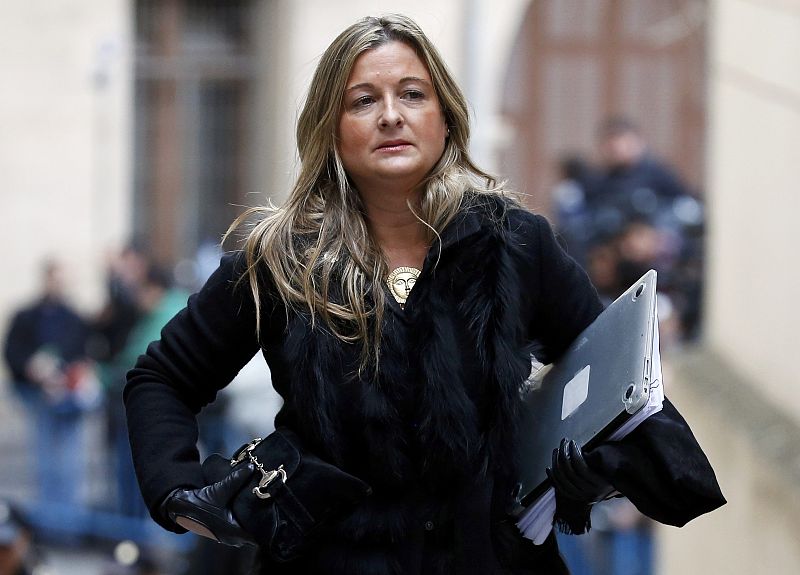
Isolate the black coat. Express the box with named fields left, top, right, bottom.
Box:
left=125, top=197, right=724, bottom=574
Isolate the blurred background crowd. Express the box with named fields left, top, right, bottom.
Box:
left=1, top=240, right=280, bottom=574
left=1, top=1, right=799, bottom=574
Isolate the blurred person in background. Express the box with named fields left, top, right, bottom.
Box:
left=551, top=154, right=601, bottom=270
left=553, top=118, right=705, bottom=337
left=90, top=243, right=147, bottom=516
left=0, top=500, right=39, bottom=575
left=589, top=116, right=692, bottom=240
left=3, top=259, right=101, bottom=541
left=91, top=243, right=150, bottom=365
left=587, top=116, right=705, bottom=339
left=583, top=242, right=622, bottom=306
left=101, top=260, right=189, bottom=519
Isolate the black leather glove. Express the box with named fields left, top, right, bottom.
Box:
left=161, top=464, right=256, bottom=547
left=546, top=438, right=615, bottom=504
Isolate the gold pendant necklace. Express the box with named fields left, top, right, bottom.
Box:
left=386, top=266, right=421, bottom=309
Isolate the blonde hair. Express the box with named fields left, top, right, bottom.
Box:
left=227, top=14, right=504, bottom=368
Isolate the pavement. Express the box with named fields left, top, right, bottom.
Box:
left=29, top=547, right=110, bottom=575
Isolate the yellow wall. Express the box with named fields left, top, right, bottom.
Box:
left=0, top=1, right=133, bottom=324
left=705, top=0, right=800, bottom=418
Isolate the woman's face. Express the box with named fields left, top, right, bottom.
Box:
left=338, top=41, right=448, bottom=196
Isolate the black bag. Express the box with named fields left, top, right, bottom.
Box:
left=202, top=427, right=371, bottom=562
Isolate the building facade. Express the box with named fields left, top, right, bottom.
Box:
left=1, top=1, right=798, bottom=573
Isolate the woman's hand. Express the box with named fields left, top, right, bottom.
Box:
left=161, top=464, right=256, bottom=547
left=546, top=438, right=615, bottom=504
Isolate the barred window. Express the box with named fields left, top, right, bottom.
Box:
left=133, top=0, right=256, bottom=268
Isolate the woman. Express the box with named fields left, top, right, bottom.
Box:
left=124, top=14, right=724, bottom=575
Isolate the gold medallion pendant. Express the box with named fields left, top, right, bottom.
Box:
left=386, top=266, right=421, bottom=309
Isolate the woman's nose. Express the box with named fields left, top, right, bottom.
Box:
left=379, top=99, right=403, bottom=128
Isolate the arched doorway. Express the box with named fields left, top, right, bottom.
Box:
left=499, top=0, right=707, bottom=215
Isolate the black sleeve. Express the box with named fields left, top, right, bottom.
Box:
left=123, top=252, right=262, bottom=532
left=652, top=160, right=692, bottom=199
left=529, top=212, right=604, bottom=362
left=513, top=212, right=605, bottom=532
left=585, top=398, right=726, bottom=526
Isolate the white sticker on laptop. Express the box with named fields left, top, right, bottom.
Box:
left=561, top=365, right=590, bottom=420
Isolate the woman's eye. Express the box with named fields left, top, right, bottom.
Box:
left=403, top=90, right=425, bottom=101
left=353, top=96, right=374, bottom=108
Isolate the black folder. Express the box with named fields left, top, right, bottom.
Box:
left=515, top=269, right=659, bottom=508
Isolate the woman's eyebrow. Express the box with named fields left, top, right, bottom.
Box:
left=346, top=82, right=374, bottom=93
left=398, top=76, right=429, bottom=85
left=345, top=76, right=431, bottom=92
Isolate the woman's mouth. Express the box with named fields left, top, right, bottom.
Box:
left=376, top=140, right=411, bottom=152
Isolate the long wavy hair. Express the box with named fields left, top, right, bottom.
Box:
left=227, top=14, right=505, bottom=369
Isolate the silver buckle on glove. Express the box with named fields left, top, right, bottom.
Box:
left=230, top=437, right=288, bottom=500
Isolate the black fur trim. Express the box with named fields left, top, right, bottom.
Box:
left=553, top=491, right=593, bottom=535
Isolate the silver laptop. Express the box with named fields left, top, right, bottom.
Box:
left=514, top=269, right=658, bottom=507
